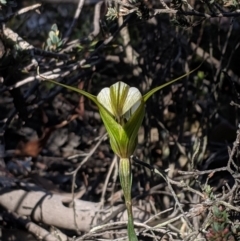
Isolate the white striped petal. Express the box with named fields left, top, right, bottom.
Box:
left=97, top=82, right=142, bottom=119
left=97, top=87, right=114, bottom=115
left=122, top=87, right=142, bottom=116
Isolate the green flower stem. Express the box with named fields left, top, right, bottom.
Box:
left=119, top=158, right=138, bottom=241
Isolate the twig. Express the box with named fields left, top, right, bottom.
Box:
left=63, top=0, right=85, bottom=43
left=178, top=167, right=228, bottom=176
left=3, top=211, right=64, bottom=241
left=227, top=129, right=240, bottom=172
left=153, top=8, right=177, bottom=15
left=91, top=155, right=118, bottom=226
left=214, top=19, right=233, bottom=82
left=144, top=207, right=174, bottom=225
left=88, top=1, right=104, bottom=40
left=131, top=156, right=194, bottom=230
left=0, top=3, right=42, bottom=22
left=159, top=0, right=169, bottom=9
left=100, top=155, right=118, bottom=207
left=15, top=4, right=41, bottom=15
left=68, top=133, right=108, bottom=232
left=3, top=27, right=69, bottom=59
left=153, top=8, right=240, bottom=18
left=118, top=15, right=139, bottom=66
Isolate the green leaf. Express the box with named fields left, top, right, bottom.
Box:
left=124, top=101, right=145, bottom=155
left=47, top=38, right=52, bottom=47
left=98, top=106, right=128, bottom=157
left=0, top=0, right=7, bottom=5
left=45, top=79, right=98, bottom=105
left=213, top=222, right=221, bottom=232
left=57, top=40, right=63, bottom=48
left=49, top=32, right=59, bottom=44
left=81, top=64, right=91, bottom=68
left=51, top=23, right=58, bottom=32
left=143, top=65, right=202, bottom=102
left=197, top=71, right=205, bottom=80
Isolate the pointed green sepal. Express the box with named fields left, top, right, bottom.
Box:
left=98, top=102, right=144, bottom=158
left=44, top=79, right=98, bottom=106
left=143, top=65, right=201, bottom=102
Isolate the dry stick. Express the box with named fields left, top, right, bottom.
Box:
left=225, top=40, right=240, bottom=71
left=153, top=8, right=177, bottom=15
left=185, top=230, right=200, bottom=241
left=133, top=222, right=176, bottom=238
left=4, top=56, right=90, bottom=92
left=178, top=167, right=228, bottom=176
left=143, top=207, right=174, bottom=225
left=91, top=14, right=132, bottom=55
left=94, top=175, right=199, bottom=239
left=1, top=13, right=132, bottom=94
left=88, top=1, right=104, bottom=40
left=60, top=0, right=106, bottom=54
left=178, top=131, right=240, bottom=238
left=159, top=0, right=169, bottom=9
left=152, top=8, right=240, bottom=18
left=227, top=129, right=240, bottom=172
left=5, top=211, right=64, bottom=241
left=190, top=41, right=238, bottom=82
left=182, top=0, right=195, bottom=11
left=100, top=155, right=118, bottom=207
left=88, top=220, right=175, bottom=238
left=230, top=101, right=240, bottom=109
left=118, top=16, right=139, bottom=66
left=1, top=12, right=132, bottom=96
left=110, top=152, right=119, bottom=203
left=92, top=155, right=118, bottom=226
left=67, top=133, right=108, bottom=232
left=15, top=3, right=41, bottom=15
left=191, top=138, right=201, bottom=169
left=178, top=61, right=190, bottom=143
left=1, top=3, right=41, bottom=21
left=164, top=176, right=194, bottom=230
left=156, top=120, right=186, bottom=157
left=33, top=70, right=94, bottom=113
left=132, top=156, right=197, bottom=229
left=154, top=214, right=185, bottom=229
left=214, top=20, right=233, bottom=82
left=63, top=0, right=85, bottom=44
left=67, top=152, right=88, bottom=160
left=3, top=27, right=69, bottom=59
left=1, top=72, right=42, bottom=134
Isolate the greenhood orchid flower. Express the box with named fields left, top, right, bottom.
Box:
left=40, top=66, right=199, bottom=241
left=97, top=82, right=145, bottom=158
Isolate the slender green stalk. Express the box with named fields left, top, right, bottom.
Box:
left=119, top=158, right=138, bottom=241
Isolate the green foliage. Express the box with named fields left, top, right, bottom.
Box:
left=0, top=0, right=16, bottom=7
left=206, top=206, right=235, bottom=241
left=0, top=0, right=7, bottom=5
left=106, top=0, right=150, bottom=20
left=197, top=71, right=205, bottom=80
left=222, top=0, right=239, bottom=8
left=171, top=14, right=191, bottom=28
left=203, top=185, right=215, bottom=200
left=46, top=24, right=63, bottom=51
left=106, top=7, right=119, bottom=21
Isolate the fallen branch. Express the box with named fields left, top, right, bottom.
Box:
left=0, top=187, right=150, bottom=232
